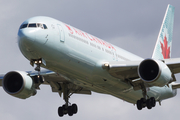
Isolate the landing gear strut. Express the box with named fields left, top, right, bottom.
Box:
left=58, top=83, right=78, bottom=117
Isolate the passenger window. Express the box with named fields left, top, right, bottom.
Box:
left=20, top=24, right=28, bottom=29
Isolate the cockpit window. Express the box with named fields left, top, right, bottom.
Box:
left=37, top=23, right=44, bottom=29
left=20, top=24, right=28, bottom=29
left=20, top=23, right=48, bottom=29
left=43, top=24, right=48, bottom=29
left=37, top=23, right=48, bottom=29
left=28, top=23, right=37, bottom=27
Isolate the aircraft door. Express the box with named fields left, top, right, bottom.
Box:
left=57, top=24, right=65, bottom=42
left=112, top=50, right=118, bottom=61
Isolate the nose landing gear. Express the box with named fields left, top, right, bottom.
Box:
left=30, top=59, right=43, bottom=72
left=30, top=58, right=45, bottom=85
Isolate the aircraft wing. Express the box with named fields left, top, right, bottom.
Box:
left=0, top=70, right=91, bottom=95
left=103, top=58, right=180, bottom=90
left=104, top=58, right=180, bottom=79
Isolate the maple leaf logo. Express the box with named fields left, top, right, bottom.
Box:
left=160, top=35, right=170, bottom=59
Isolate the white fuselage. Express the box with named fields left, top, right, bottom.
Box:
left=18, top=16, right=176, bottom=104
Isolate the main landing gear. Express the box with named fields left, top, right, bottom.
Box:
left=58, top=83, right=78, bottom=117
left=58, top=103, right=78, bottom=117
left=136, top=84, right=156, bottom=110
left=136, top=97, right=156, bottom=110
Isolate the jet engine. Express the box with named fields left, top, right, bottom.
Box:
left=138, top=59, right=173, bottom=87
left=2, top=71, right=37, bottom=99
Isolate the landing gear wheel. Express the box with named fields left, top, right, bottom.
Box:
left=58, top=107, right=64, bottom=117
left=137, top=100, right=143, bottom=110
left=68, top=106, right=73, bottom=116
left=146, top=99, right=152, bottom=109
left=140, top=98, right=146, bottom=108
left=72, top=104, right=78, bottom=114
left=150, top=97, right=156, bottom=107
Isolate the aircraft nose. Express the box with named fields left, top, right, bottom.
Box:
left=18, top=29, right=36, bottom=43
left=18, top=28, right=38, bottom=54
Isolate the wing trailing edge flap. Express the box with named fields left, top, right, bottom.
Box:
left=47, top=81, right=92, bottom=95
left=42, top=74, right=91, bottom=95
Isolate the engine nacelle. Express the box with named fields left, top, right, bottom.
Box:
left=2, top=71, right=36, bottom=99
left=138, top=59, right=172, bottom=87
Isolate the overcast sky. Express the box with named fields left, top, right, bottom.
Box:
left=1, top=0, right=180, bottom=120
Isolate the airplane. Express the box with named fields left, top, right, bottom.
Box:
left=1, top=4, right=180, bottom=117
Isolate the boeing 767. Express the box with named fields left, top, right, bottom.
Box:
left=1, top=4, right=180, bottom=117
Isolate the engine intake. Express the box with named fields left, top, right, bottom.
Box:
left=138, top=59, right=172, bottom=87
left=2, top=71, right=36, bottom=99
